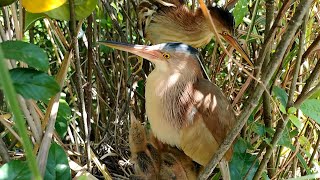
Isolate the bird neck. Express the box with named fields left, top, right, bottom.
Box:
left=147, top=68, right=200, bottom=129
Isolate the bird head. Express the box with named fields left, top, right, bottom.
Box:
left=207, top=6, right=235, bottom=36
left=98, top=41, right=203, bottom=77
left=206, top=6, right=253, bottom=66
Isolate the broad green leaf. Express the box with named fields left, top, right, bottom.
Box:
left=45, top=0, right=98, bottom=21
left=0, top=41, right=49, bottom=71
left=288, top=114, right=302, bottom=130
left=21, top=0, right=66, bottom=13
left=279, top=104, right=286, bottom=114
left=0, top=160, right=31, bottom=180
left=55, top=99, right=71, bottom=139
left=251, top=122, right=266, bottom=136
left=300, top=99, right=320, bottom=124
left=233, top=0, right=248, bottom=27
left=272, top=86, right=288, bottom=107
left=24, top=12, right=45, bottom=31
left=0, top=0, right=17, bottom=7
left=9, top=68, right=60, bottom=101
left=44, top=143, right=71, bottom=180
left=278, top=126, right=291, bottom=147
left=230, top=139, right=259, bottom=180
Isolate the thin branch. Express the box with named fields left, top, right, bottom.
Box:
left=254, top=0, right=294, bottom=79
left=199, top=1, right=313, bottom=179
left=253, top=8, right=310, bottom=180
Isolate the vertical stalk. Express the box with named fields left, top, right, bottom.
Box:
left=69, top=0, right=90, bottom=169
left=0, top=46, right=41, bottom=179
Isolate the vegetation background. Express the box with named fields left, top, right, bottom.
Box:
left=0, top=0, right=319, bottom=179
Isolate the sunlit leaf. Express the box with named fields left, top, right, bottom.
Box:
left=300, top=99, right=320, bottom=124
left=45, top=0, right=98, bottom=21
left=288, top=107, right=297, bottom=114
left=9, top=68, right=60, bottom=101
left=0, top=41, right=49, bottom=71
left=233, top=0, right=248, bottom=27
left=21, top=0, right=66, bottom=13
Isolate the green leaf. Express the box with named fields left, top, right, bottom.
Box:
left=272, top=86, right=288, bottom=107
left=251, top=122, right=266, bottom=136
left=279, top=104, right=287, bottom=114
left=0, top=41, right=49, bottom=71
left=0, top=160, right=32, bottom=180
left=288, top=114, right=302, bottom=130
left=288, top=107, right=297, bottom=114
left=45, top=0, right=98, bottom=21
left=9, top=68, right=60, bottom=101
left=233, top=0, right=248, bottom=27
left=309, top=89, right=320, bottom=99
left=55, top=99, right=71, bottom=139
left=300, top=99, right=320, bottom=124
left=24, top=12, right=45, bottom=31
left=278, top=126, right=291, bottom=147
left=297, top=153, right=312, bottom=174
left=230, top=139, right=259, bottom=180
left=44, top=143, right=71, bottom=180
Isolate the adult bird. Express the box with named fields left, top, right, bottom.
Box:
left=98, top=41, right=237, bottom=179
left=138, top=0, right=253, bottom=66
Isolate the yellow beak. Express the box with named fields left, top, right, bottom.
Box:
left=97, top=41, right=163, bottom=62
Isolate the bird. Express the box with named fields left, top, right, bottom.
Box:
left=98, top=41, right=237, bottom=179
left=129, top=112, right=199, bottom=180
left=138, top=0, right=253, bottom=67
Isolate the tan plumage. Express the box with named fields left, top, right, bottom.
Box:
left=138, top=0, right=253, bottom=66
left=98, top=41, right=237, bottom=180
left=139, top=0, right=234, bottom=48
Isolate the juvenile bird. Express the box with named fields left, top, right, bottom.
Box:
left=129, top=112, right=199, bottom=180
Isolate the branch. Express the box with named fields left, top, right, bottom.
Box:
left=253, top=5, right=311, bottom=179
left=199, top=1, right=314, bottom=179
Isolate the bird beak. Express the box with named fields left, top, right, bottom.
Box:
left=97, top=41, right=162, bottom=62
left=221, top=33, right=253, bottom=67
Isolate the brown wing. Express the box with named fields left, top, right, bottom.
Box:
left=193, top=78, right=236, bottom=160
left=138, top=0, right=186, bottom=38
left=179, top=78, right=236, bottom=165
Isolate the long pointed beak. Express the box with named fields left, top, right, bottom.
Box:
left=97, top=41, right=162, bottom=62
left=221, top=34, right=253, bottom=67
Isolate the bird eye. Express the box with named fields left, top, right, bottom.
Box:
left=162, top=53, right=170, bottom=59
left=222, top=31, right=228, bottom=36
